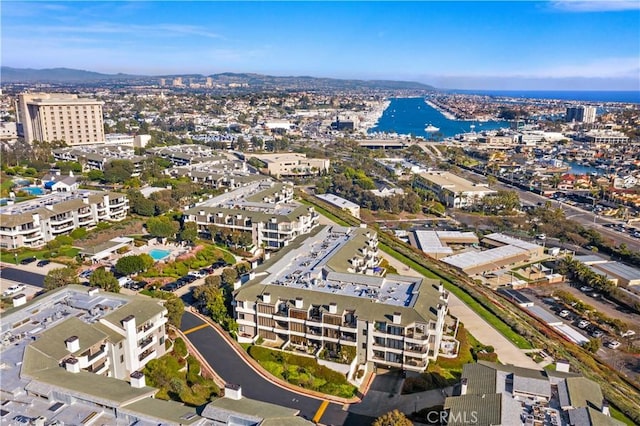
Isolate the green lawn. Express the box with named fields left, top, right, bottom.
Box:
left=0, top=246, right=80, bottom=264
left=378, top=243, right=532, bottom=350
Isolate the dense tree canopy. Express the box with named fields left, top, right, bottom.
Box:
left=44, top=266, right=79, bottom=291
left=89, top=267, right=119, bottom=292
left=147, top=216, right=180, bottom=239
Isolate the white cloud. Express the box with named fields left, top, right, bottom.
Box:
left=550, top=1, right=640, bottom=12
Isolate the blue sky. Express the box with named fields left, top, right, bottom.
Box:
left=2, top=1, right=639, bottom=90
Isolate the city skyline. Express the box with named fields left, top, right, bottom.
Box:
left=2, top=1, right=639, bottom=90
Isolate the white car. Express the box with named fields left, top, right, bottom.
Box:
left=606, top=341, right=621, bottom=349
left=578, top=320, right=590, bottom=329
left=559, top=310, right=570, bottom=318
left=3, top=284, right=25, bottom=297
left=620, top=330, right=636, bottom=338
left=591, top=330, right=604, bottom=338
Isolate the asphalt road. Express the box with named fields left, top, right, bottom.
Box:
left=180, top=312, right=352, bottom=426
left=463, top=168, right=640, bottom=252
left=0, top=266, right=46, bottom=288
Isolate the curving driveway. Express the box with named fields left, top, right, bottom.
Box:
left=180, top=312, right=350, bottom=425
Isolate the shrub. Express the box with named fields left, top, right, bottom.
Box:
left=173, top=337, right=188, bottom=358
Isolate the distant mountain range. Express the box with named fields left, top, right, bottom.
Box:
left=0, top=66, right=435, bottom=91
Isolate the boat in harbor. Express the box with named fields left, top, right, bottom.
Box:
left=424, top=124, right=440, bottom=132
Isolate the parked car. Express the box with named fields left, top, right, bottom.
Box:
left=580, top=286, right=593, bottom=292
left=3, top=284, right=26, bottom=297
left=19, top=256, right=37, bottom=265
left=559, top=310, right=570, bottom=318
left=606, top=341, right=621, bottom=349
left=591, top=330, right=604, bottom=338
left=578, top=320, right=590, bottom=329
left=620, top=330, right=636, bottom=338
left=80, top=270, right=93, bottom=279
left=37, top=259, right=50, bottom=267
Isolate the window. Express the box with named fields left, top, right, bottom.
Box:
left=120, top=355, right=124, bottom=363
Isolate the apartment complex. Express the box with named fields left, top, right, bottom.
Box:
left=17, top=93, right=105, bottom=146
left=0, top=286, right=208, bottom=425
left=413, top=170, right=497, bottom=208
left=234, top=225, right=449, bottom=373
left=566, top=105, right=596, bottom=124
left=184, top=179, right=319, bottom=250
left=249, top=153, right=330, bottom=178
left=0, top=190, right=129, bottom=249
left=52, top=145, right=146, bottom=175
left=444, top=361, right=622, bottom=426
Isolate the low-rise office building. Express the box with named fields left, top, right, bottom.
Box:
left=0, top=190, right=129, bottom=249
left=413, top=171, right=496, bottom=208
left=249, top=153, right=330, bottom=178
left=315, top=193, right=361, bottom=219
left=184, top=180, right=318, bottom=250
left=234, top=225, right=449, bottom=373
left=441, top=233, right=543, bottom=276
left=412, top=230, right=479, bottom=260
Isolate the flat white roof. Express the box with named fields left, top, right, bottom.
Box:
left=418, top=171, right=495, bottom=194
left=591, top=261, right=640, bottom=282
left=442, top=245, right=527, bottom=270
left=552, top=324, right=590, bottom=345
left=316, top=193, right=360, bottom=209
left=483, top=233, right=541, bottom=251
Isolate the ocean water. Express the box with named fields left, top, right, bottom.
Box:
left=447, top=90, right=640, bottom=104
left=369, top=97, right=510, bottom=139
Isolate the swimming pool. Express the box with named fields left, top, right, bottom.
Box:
left=149, top=248, right=171, bottom=261
left=19, top=187, right=45, bottom=196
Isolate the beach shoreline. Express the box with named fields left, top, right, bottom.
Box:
left=425, top=99, right=458, bottom=120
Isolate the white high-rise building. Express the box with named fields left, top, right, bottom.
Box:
left=17, top=93, right=105, bottom=146
left=566, top=105, right=596, bottom=124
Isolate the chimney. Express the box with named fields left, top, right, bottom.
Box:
left=225, top=383, right=242, bottom=400
left=82, top=196, right=89, bottom=204
left=262, top=293, right=271, bottom=303
left=555, top=359, right=570, bottom=373
left=328, top=302, right=338, bottom=314
left=392, top=312, right=402, bottom=324
left=130, top=371, right=146, bottom=388
left=295, top=297, right=303, bottom=309
left=12, top=294, right=27, bottom=308
left=65, top=336, right=80, bottom=353
left=64, top=357, right=80, bottom=373
left=601, top=399, right=610, bottom=416
left=88, top=287, right=99, bottom=296
left=460, top=378, right=468, bottom=395
left=439, top=283, right=444, bottom=293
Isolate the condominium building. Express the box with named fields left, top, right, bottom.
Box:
left=234, top=225, right=449, bottom=373
left=566, top=105, right=596, bottom=124
left=0, top=286, right=202, bottom=425
left=582, top=130, right=630, bottom=145
left=184, top=179, right=318, bottom=250
left=413, top=171, right=496, bottom=208
left=52, top=145, right=146, bottom=175
left=444, top=361, right=622, bottom=426
left=17, top=93, right=105, bottom=146
left=0, top=190, right=129, bottom=248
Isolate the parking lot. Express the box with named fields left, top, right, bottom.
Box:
left=519, top=285, right=640, bottom=382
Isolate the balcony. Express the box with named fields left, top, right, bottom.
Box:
left=23, top=233, right=44, bottom=243
left=109, top=199, right=127, bottom=207
left=405, top=345, right=428, bottom=354
left=88, top=360, right=109, bottom=375
left=51, top=224, right=75, bottom=234
left=138, top=335, right=156, bottom=350
left=138, top=348, right=156, bottom=364
left=339, top=334, right=356, bottom=342
left=50, top=216, right=73, bottom=226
